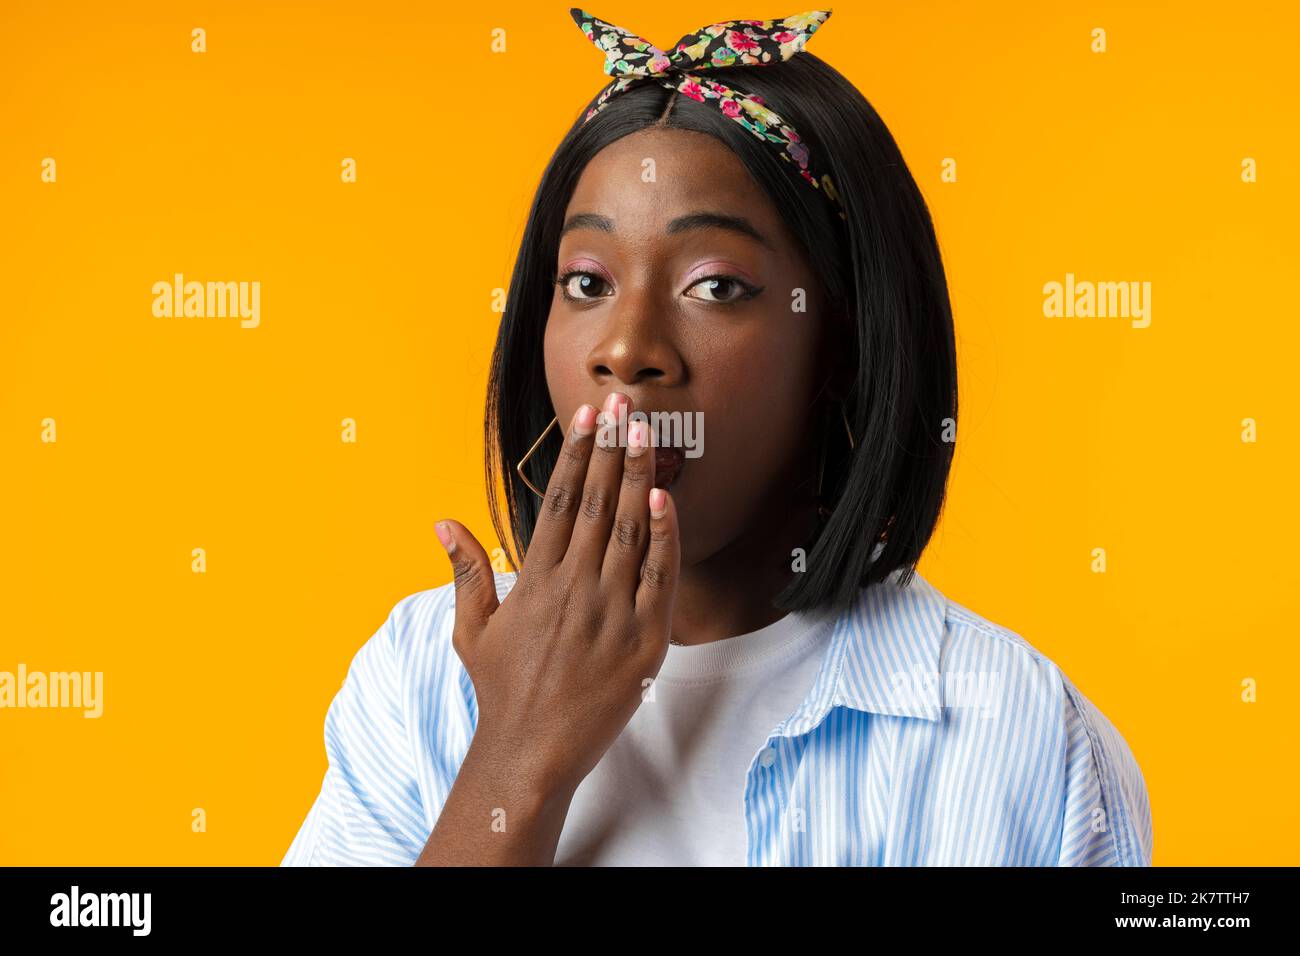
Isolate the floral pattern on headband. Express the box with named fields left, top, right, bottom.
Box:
left=569, top=8, right=846, bottom=221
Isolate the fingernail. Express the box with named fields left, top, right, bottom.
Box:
left=603, top=391, right=624, bottom=418
left=627, top=421, right=648, bottom=456
left=435, top=521, right=456, bottom=554
left=574, top=404, right=597, bottom=436
left=649, top=488, right=667, bottom=518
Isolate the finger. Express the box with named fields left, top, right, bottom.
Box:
left=566, top=391, right=630, bottom=574
left=435, top=519, right=501, bottom=646
left=599, top=415, right=656, bottom=597
left=523, top=402, right=599, bottom=570
left=635, top=487, right=680, bottom=629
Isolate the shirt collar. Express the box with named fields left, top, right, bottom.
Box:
left=776, top=568, right=949, bottom=737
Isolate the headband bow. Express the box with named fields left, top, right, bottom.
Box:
left=569, top=8, right=846, bottom=221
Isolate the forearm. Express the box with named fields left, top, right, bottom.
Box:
left=414, top=737, right=577, bottom=867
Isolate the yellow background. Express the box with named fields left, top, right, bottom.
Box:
left=1, top=1, right=1295, bottom=865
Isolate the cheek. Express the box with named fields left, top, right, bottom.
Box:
left=675, top=339, right=817, bottom=564
left=542, top=309, right=581, bottom=413
left=694, top=330, right=820, bottom=483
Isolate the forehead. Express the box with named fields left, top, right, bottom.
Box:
left=564, top=127, right=780, bottom=233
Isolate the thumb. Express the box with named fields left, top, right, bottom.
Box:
left=435, top=519, right=501, bottom=639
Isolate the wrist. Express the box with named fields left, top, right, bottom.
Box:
left=463, top=731, right=579, bottom=820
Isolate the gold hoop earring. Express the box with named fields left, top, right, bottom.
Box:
left=516, top=415, right=559, bottom=499
left=816, top=402, right=856, bottom=518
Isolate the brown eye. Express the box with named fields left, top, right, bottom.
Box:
left=557, top=271, right=611, bottom=300
left=683, top=275, right=759, bottom=304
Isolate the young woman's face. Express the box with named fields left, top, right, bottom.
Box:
left=543, top=126, right=833, bottom=567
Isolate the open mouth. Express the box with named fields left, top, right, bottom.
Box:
left=653, top=445, right=686, bottom=490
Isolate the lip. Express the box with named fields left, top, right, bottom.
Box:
left=653, top=445, right=686, bottom=490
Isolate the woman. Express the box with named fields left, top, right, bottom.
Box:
left=283, top=8, right=1152, bottom=866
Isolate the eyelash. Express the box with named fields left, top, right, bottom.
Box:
left=553, top=270, right=763, bottom=306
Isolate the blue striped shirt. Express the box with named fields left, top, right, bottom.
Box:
left=282, top=569, right=1153, bottom=866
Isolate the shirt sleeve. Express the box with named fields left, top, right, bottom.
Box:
left=1055, top=681, right=1154, bottom=866
left=281, top=602, right=430, bottom=866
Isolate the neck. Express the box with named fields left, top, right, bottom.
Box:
left=668, top=484, right=821, bottom=647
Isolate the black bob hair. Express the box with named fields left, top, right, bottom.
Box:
left=485, top=51, right=958, bottom=615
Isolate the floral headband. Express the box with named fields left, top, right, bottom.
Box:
left=569, top=8, right=847, bottom=222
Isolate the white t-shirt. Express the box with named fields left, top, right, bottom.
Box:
left=553, top=603, right=838, bottom=866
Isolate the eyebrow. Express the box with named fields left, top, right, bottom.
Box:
left=558, top=210, right=774, bottom=250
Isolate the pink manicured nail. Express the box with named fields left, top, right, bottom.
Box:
left=628, top=421, right=648, bottom=456
left=649, top=488, right=667, bottom=518
left=435, top=521, right=456, bottom=553
left=574, top=404, right=597, bottom=435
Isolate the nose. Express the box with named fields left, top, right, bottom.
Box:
left=584, top=290, right=685, bottom=389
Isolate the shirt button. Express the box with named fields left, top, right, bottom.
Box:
left=758, top=746, right=777, bottom=768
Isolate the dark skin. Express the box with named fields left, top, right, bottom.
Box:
left=417, top=128, right=849, bottom=865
